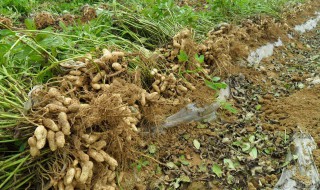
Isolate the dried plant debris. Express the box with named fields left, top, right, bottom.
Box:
left=23, top=6, right=320, bottom=189
left=25, top=44, right=212, bottom=189
left=0, top=16, right=12, bottom=28
left=34, top=12, right=56, bottom=29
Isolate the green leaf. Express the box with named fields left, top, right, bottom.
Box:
left=223, top=159, right=235, bottom=170
left=177, top=50, right=188, bottom=62
left=232, top=141, right=242, bottom=147
left=148, top=144, right=157, bottom=154
left=249, top=147, right=258, bottom=159
left=264, top=148, right=271, bottom=154
left=0, top=44, right=10, bottom=58
left=211, top=164, right=223, bottom=177
left=173, top=179, right=180, bottom=189
left=58, top=21, right=68, bottom=31
left=198, top=162, right=208, bottom=172
left=179, top=155, right=190, bottom=166
left=205, top=80, right=227, bottom=91
left=233, top=141, right=251, bottom=152
left=227, top=173, right=235, bottom=184
left=180, top=175, right=191, bottom=182
left=220, top=101, right=238, bottom=114
left=249, top=135, right=255, bottom=143
left=166, top=162, right=177, bottom=169
left=24, top=19, right=37, bottom=30
left=38, top=35, right=65, bottom=48
left=183, top=134, right=190, bottom=140
left=156, top=165, right=162, bottom=174
left=255, top=104, right=262, bottom=110
left=242, top=142, right=251, bottom=152
left=141, top=160, right=149, bottom=166
left=212, top=76, right=221, bottom=82
left=0, top=29, right=15, bottom=38
left=193, top=139, right=201, bottom=149
left=195, top=54, right=204, bottom=63
left=196, top=124, right=207, bottom=129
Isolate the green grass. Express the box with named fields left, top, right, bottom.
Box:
left=0, top=0, right=306, bottom=188
left=0, top=66, right=35, bottom=189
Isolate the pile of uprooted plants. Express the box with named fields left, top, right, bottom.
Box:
left=22, top=17, right=290, bottom=189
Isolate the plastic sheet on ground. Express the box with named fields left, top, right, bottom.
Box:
left=294, top=12, right=320, bottom=33
left=247, top=38, right=283, bottom=65
left=161, top=85, right=230, bottom=128
left=274, top=132, right=320, bottom=190
left=23, top=85, right=43, bottom=112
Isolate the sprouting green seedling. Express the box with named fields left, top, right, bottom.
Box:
left=255, top=104, right=262, bottom=110
left=219, top=101, right=238, bottom=114
left=132, top=159, right=149, bottom=172
left=195, top=54, right=204, bottom=63
left=177, top=50, right=188, bottom=62
left=179, top=155, right=190, bottom=166
left=205, top=76, right=227, bottom=91
left=205, top=80, right=228, bottom=91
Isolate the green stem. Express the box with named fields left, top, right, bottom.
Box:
left=0, top=155, right=30, bottom=189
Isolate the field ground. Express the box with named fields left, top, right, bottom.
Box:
left=0, top=0, right=319, bottom=189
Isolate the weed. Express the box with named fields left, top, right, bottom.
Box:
left=220, top=101, right=238, bottom=114
left=132, top=159, right=149, bottom=172
left=177, top=50, right=188, bottom=62
left=195, top=54, right=204, bottom=63
left=205, top=76, right=228, bottom=91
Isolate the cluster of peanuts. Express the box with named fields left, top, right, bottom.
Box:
left=206, top=23, right=232, bottom=38
left=59, top=50, right=151, bottom=132
left=28, top=85, right=119, bottom=189
left=158, top=29, right=192, bottom=62
left=28, top=87, right=74, bottom=157
left=150, top=71, right=195, bottom=98
left=27, top=43, right=207, bottom=189
left=51, top=133, right=118, bottom=190
left=59, top=49, right=126, bottom=92
left=163, top=28, right=192, bottom=61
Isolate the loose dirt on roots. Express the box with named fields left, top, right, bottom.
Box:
left=118, top=2, right=320, bottom=190
left=23, top=1, right=320, bottom=189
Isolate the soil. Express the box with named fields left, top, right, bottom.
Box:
left=22, top=0, right=320, bottom=189
left=117, top=1, right=320, bottom=190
